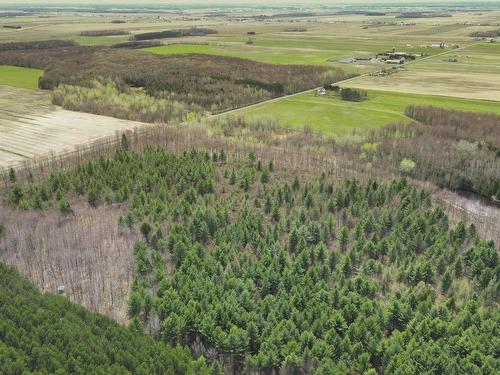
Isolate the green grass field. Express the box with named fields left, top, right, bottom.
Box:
left=242, top=90, right=500, bottom=137
left=0, top=65, right=43, bottom=90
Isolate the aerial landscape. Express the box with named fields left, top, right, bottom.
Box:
left=0, top=0, right=498, bottom=374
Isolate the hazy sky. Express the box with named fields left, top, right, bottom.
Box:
left=3, top=0, right=498, bottom=5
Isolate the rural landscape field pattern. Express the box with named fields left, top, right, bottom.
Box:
left=0, top=2, right=499, bottom=375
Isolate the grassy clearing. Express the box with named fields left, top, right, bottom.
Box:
left=347, top=43, right=500, bottom=101
left=0, top=65, right=42, bottom=89
left=242, top=90, right=500, bottom=137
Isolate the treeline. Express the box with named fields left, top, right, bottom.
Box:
left=5, top=148, right=498, bottom=374
left=133, top=28, right=217, bottom=40
left=0, top=43, right=348, bottom=113
left=397, top=12, right=451, bottom=18
left=0, top=39, right=76, bottom=51
left=357, top=109, right=499, bottom=200
left=0, top=262, right=218, bottom=374
left=405, top=105, right=499, bottom=147
left=52, top=79, right=201, bottom=124
left=112, top=40, right=163, bottom=49
left=80, top=29, right=130, bottom=36
left=335, top=10, right=386, bottom=16
left=469, top=29, right=500, bottom=38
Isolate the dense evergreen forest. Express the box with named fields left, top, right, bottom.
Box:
left=4, top=148, right=498, bottom=374
left=0, top=262, right=217, bottom=375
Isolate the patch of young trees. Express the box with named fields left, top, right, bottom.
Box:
left=5, top=148, right=498, bottom=374
left=0, top=262, right=218, bottom=374
left=52, top=79, right=201, bottom=124
left=340, top=87, right=368, bottom=102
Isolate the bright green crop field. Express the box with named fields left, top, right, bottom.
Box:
left=0, top=65, right=43, bottom=90
left=242, top=90, right=500, bottom=137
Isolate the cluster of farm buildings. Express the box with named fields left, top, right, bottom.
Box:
left=338, top=49, right=415, bottom=65
left=338, top=41, right=459, bottom=66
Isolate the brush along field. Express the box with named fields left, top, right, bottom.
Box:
left=0, top=65, right=42, bottom=89
left=242, top=90, right=500, bottom=137
left=0, top=86, right=147, bottom=168
left=345, top=43, right=500, bottom=101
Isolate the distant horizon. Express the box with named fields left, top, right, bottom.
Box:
left=2, top=0, right=500, bottom=7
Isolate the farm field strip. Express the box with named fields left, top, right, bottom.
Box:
left=0, top=65, right=43, bottom=89
left=1, top=12, right=499, bottom=168
left=0, top=86, right=149, bottom=169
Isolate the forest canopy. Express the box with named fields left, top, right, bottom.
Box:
left=4, top=148, right=498, bottom=374
left=0, top=262, right=217, bottom=375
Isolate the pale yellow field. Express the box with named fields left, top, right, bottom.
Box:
left=344, top=42, right=500, bottom=101
left=346, top=69, right=500, bottom=101
left=1, top=9, right=499, bottom=171
left=0, top=86, right=148, bottom=168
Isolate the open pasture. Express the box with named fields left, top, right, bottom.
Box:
left=0, top=86, right=147, bottom=168
left=345, top=42, right=500, bottom=101
left=242, top=89, right=500, bottom=137
left=0, top=65, right=42, bottom=89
